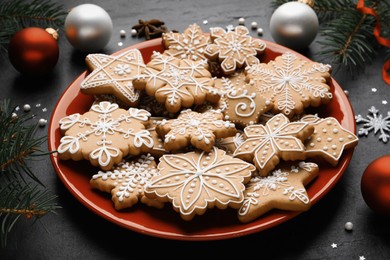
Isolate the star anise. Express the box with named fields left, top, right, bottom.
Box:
left=132, top=19, right=170, bottom=40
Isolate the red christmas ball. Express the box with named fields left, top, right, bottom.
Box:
left=361, top=155, right=390, bottom=216
left=8, top=27, right=59, bottom=75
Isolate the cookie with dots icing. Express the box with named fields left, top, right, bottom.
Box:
left=146, top=117, right=168, bottom=158
left=233, top=113, right=314, bottom=176
left=156, top=109, right=237, bottom=152
left=204, top=25, right=266, bottom=75
left=300, top=115, right=358, bottom=166
left=57, top=101, right=154, bottom=171
left=245, top=52, right=333, bottom=119
left=238, top=161, right=319, bottom=223
left=215, top=130, right=245, bottom=155
left=80, top=49, right=146, bottom=106
left=144, top=146, right=256, bottom=221
left=90, top=153, right=164, bottom=210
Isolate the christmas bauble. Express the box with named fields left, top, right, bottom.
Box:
left=269, top=1, right=319, bottom=50
left=8, top=27, right=59, bottom=75
left=361, top=155, right=390, bottom=216
left=64, top=3, right=113, bottom=52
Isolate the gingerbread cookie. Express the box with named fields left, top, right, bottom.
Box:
left=300, top=115, right=358, bottom=166
left=144, top=147, right=256, bottom=221
left=156, top=109, right=237, bottom=152
left=146, top=117, right=168, bottom=158
left=204, top=26, right=266, bottom=75
left=80, top=49, right=145, bottom=106
left=162, top=23, right=210, bottom=61
left=245, top=52, right=333, bottom=118
left=238, top=161, right=319, bottom=223
left=133, top=51, right=220, bottom=113
left=90, top=154, right=164, bottom=210
left=215, top=130, right=245, bottom=155
left=233, top=113, right=314, bottom=176
left=57, top=101, right=153, bottom=170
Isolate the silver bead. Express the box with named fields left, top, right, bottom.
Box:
left=344, top=222, right=353, bottom=231
left=257, top=28, right=264, bottom=36
left=120, top=29, right=126, bottom=37
left=269, top=2, right=318, bottom=50
left=238, top=17, right=245, bottom=25
left=38, top=118, right=47, bottom=127
left=23, top=104, right=31, bottom=112
left=344, top=90, right=349, bottom=96
left=131, top=29, right=138, bottom=37
left=11, top=112, right=18, bottom=119
left=65, top=4, right=113, bottom=52
left=251, top=21, right=258, bottom=29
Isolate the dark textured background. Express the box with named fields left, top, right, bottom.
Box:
left=1, top=0, right=390, bottom=259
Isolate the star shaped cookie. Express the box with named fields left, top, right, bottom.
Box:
left=300, top=115, right=359, bottom=166
left=80, top=49, right=145, bottom=106
left=144, top=147, right=256, bottom=221
left=245, top=52, right=333, bottom=118
left=238, top=161, right=319, bottom=223
left=133, top=51, right=220, bottom=113
left=156, top=109, right=237, bottom=152
left=90, top=154, right=164, bottom=210
left=204, top=26, right=266, bottom=75
left=233, top=113, right=314, bottom=176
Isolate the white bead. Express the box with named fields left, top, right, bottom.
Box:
left=344, top=90, right=349, bottom=96
left=257, top=28, right=264, bottom=36
left=23, top=104, right=31, bottom=112
left=131, top=29, right=137, bottom=37
left=38, top=118, right=47, bottom=127
left=344, top=222, right=353, bottom=231
left=11, top=112, right=18, bottom=119
left=119, top=29, right=126, bottom=37
left=251, top=21, right=258, bottom=29
left=238, top=17, right=245, bottom=25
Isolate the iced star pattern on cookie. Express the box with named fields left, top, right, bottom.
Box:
left=233, top=113, right=314, bottom=176
left=204, top=26, right=266, bottom=75
left=90, top=154, right=164, bottom=210
left=144, top=147, right=256, bottom=221
left=245, top=52, right=333, bottom=118
left=58, top=101, right=153, bottom=170
left=133, top=52, right=220, bottom=113
left=163, top=23, right=210, bottom=61
left=238, top=161, right=319, bottom=223
left=156, top=109, right=237, bottom=152
left=80, top=49, right=146, bottom=106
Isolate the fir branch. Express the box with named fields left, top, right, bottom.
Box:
left=0, top=179, right=60, bottom=248
left=0, top=0, right=66, bottom=53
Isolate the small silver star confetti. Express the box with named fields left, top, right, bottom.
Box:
left=118, top=42, right=123, bottom=47
left=359, top=256, right=366, bottom=260
left=371, top=88, right=377, bottom=92
left=382, top=100, right=388, bottom=105
left=203, top=20, right=208, bottom=25
left=331, top=243, right=338, bottom=249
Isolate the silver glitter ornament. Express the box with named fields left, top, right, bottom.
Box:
left=65, top=4, right=113, bottom=52
left=269, top=1, right=318, bottom=50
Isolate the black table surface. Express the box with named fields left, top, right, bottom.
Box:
left=2, top=0, right=390, bottom=259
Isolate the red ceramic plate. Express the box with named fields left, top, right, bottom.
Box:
left=48, top=38, right=356, bottom=241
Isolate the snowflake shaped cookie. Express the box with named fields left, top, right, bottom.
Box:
left=156, top=109, right=237, bottom=152
left=204, top=26, right=266, bottom=75
left=133, top=51, right=220, bottom=113
left=163, top=23, right=210, bottom=61
left=300, top=115, right=358, bottom=166
left=355, top=106, right=390, bottom=143
left=144, top=147, right=256, bottom=221
left=238, top=161, right=319, bottom=223
left=80, top=49, right=145, bottom=106
left=215, top=131, right=245, bottom=155
left=90, top=154, right=164, bottom=210
left=245, top=52, right=333, bottom=118
left=58, top=101, right=153, bottom=170
left=146, top=117, right=168, bottom=158
left=233, top=113, right=314, bottom=176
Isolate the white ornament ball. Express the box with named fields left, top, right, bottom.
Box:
left=131, top=29, right=137, bottom=37
left=269, top=1, right=318, bottom=50
left=344, top=222, right=353, bottom=231
left=38, top=118, right=47, bottom=127
left=251, top=21, right=258, bottom=29
left=119, top=29, right=126, bottom=38
left=23, top=104, right=31, bottom=112
left=65, top=4, right=113, bottom=52
left=238, top=17, right=245, bottom=25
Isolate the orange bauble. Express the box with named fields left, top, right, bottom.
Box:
left=361, top=155, right=390, bottom=216
left=8, top=27, right=59, bottom=75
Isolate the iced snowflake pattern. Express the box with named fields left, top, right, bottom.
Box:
left=355, top=106, right=390, bottom=143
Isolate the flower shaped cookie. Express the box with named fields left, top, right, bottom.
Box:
left=233, top=113, right=314, bottom=176
left=245, top=52, right=333, bottom=118
left=58, top=101, right=153, bottom=170
left=133, top=51, right=220, bottom=113
left=205, top=26, right=266, bottom=75
left=156, top=109, right=237, bottom=152
left=144, top=147, right=256, bottom=221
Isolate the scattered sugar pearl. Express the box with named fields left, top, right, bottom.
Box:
left=23, top=104, right=31, bottom=112
left=238, top=17, right=245, bottom=25
left=251, top=21, right=258, bottom=29
left=38, top=118, right=47, bottom=127
left=257, top=28, right=264, bottom=36
left=11, top=112, right=18, bottom=119
left=119, top=29, right=126, bottom=37
left=131, top=29, right=137, bottom=37
left=344, top=222, right=353, bottom=231
left=344, top=90, right=349, bottom=96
